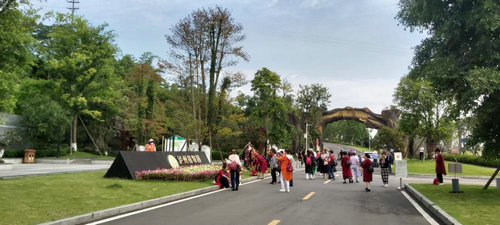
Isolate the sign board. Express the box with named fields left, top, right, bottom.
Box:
left=395, top=160, right=407, bottom=178
left=449, top=163, right=462, bottom=173
left=394, top=152, right=402, bottom=161
left=104, top=151, right=210, bottom=180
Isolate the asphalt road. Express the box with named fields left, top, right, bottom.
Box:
left=323, top=142, right=364, bottom=156
left=90, top=172, right=431, bottom=225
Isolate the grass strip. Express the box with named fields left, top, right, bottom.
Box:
left=412, top=184, right=500, bottom=225
left=0, top=171, right=213, bottom=225
left=406, top=159, right=496, bottom=177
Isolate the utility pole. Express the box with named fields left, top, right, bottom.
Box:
left=67, top=0, right=79, bottom=25
left=67, top=0, right=79, bottom=155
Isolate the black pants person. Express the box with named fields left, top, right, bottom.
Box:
left=271, top=167, right=278, bottom=183
left=220, top=176, right=230, bottom=188
left=230, top=168, right=240, bottom=190
left=437, top=173, right=443, bottom=183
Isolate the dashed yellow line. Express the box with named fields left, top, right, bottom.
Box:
left=303, top=192, right=315, bottom=200
left=324, top=180, right=331, bottom=184
left=268, top=219, right=280, bottom=225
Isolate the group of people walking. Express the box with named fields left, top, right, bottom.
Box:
left=303, top=149, right=336, bottom=180
left=216, top=143, right=450, bottom=195
left=339, top=150, right=393, bottom=191
left=217, top=144, right=401, bottom=193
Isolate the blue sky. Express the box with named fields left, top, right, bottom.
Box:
left=35, top=0, right=427, bottom=114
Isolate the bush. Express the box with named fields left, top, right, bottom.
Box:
left=443, top=154, right=500, bottom=168
left=211, top=148, right=244, bottom=161
left=2, top=148, right=70, bottom=158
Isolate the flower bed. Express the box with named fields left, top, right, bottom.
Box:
left=135, top=164, right=221, bottom=181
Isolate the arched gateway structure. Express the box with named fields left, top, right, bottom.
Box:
left=318, top=107, right=400, bottom=135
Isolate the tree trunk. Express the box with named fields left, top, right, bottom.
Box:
left=70, top=114, right=78, bottom=154
left=189, top=54, right=199, bottom=152
left=427, top=140, right=437, bottom=158
left=56, top=141, right=61, bottom=158
left=483, top=168, right=499, bottom=190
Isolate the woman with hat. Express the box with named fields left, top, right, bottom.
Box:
left=145, top=139, right=156, bottom=151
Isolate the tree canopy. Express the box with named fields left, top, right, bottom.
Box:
left=397, top=0, right=499, bottom=158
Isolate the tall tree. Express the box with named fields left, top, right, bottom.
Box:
left=372, top=127, right=405, bottom=152
left=394, top=75, right=454, bottom=155
left=124, top=53, right=165, bottom=145
left=204, top=6, right=248, bottom=144
left=165, top=6, right=248, bottom=148
left=296, top=83, right=331, bottom=145
left=0, top=0, right=36, bottom=112
left=397, top=0, right=499, bottom=156
left=250, top=68, right=294, bottom=151
left=397, top=0, right=499, bottom=188
left=41, top=13, right=122, bottom=153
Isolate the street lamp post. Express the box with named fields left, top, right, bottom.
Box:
left=368, top=128, right=371, bottom=151
left=305, top=123, right=312, bottom=151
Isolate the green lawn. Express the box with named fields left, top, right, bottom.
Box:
left=0, top=171, right=213, bottom=225
left=336, top=143, right=373, bottom=152
left=45, top=151, right=115, bottom=160
left=353, top=145, right=373, bottom=152
left=406, top=159, right=496, bottom=177
left=412, top=184, right=500, bottom=225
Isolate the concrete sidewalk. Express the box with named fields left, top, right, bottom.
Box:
left=0, top=163, right=110, bottom=179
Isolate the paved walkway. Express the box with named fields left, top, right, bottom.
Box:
left=0, top=163, right=110, bottom=179
left=89, top=172, right=432, bottom=225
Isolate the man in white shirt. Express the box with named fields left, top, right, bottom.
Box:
left=350, top=152, right=360, bottom=183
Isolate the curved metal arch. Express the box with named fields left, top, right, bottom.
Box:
left=318, top=107, right=400, bottom=135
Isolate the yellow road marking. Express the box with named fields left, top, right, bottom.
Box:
left=302, top=192, right=315, bottom=200
left=268, top=219, right=280, bottom=225
left=324, top=180, right=331, bottom=184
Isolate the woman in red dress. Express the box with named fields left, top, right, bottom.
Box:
left=434, top=148, right=447, bottom=185
left=215, top=163, right=230, bottom=189
left=254, top=152, right=268, bottom=179
left=341, top=151, right=353, bottom=183
left=361, top=153, right=373, bottom=192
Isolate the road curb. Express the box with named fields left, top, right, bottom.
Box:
left=405, top=184, right=462, bottom=225
left=37, top=176, right=264, bottom=225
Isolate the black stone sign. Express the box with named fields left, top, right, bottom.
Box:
left=104, top=151, right=210, bottom=180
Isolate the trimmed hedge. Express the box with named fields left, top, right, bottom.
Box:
left=2, top=148, right=70, bottom=158
left=443, top=154, right=499, bottom=168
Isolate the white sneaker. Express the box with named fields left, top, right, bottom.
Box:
left=286, top=189, right=290, bottom=192
left=384, top=184, right=388, bottom=187
left=279, top=189, right=286, bottom=192
left=439, top=183, right=444, bottom=186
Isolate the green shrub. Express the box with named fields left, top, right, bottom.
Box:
left=3, top=148, right=70, bottom=158
left=211, top=148, right=244, bottom=161
left=443, top=154, right=499, bottom=168
left=3, top=149, right=24, bottom=158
